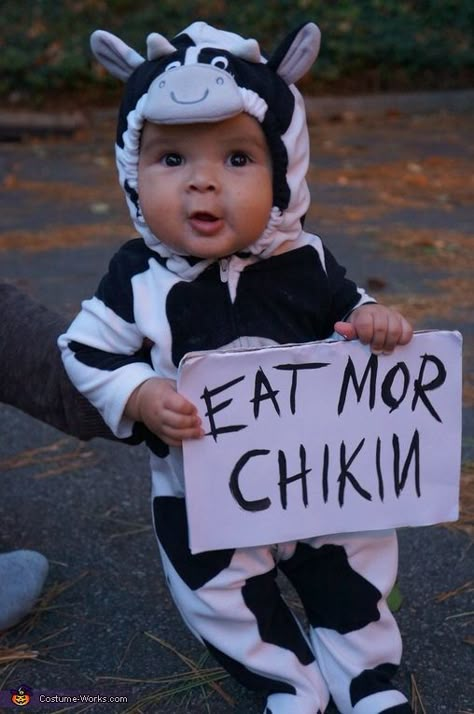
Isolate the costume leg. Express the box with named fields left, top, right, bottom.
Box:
left=279, top=530, right=412, bottom=714
left=153, top=496, right=329, bottom=714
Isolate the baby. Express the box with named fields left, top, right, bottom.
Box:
left=60, top=21, right=413, bottom=713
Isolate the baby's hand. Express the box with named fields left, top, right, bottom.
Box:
left=125, top=377, right=203, bottom=446
left=334, top=304, right=413, bottom=354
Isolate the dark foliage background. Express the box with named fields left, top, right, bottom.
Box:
left=2, top=0, right=473, bottom=105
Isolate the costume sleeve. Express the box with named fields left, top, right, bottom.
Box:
left=0, top=283, right=122, bottom=441
left=58, top=243, right=158, bottom=438
left=320, top=242, right=375, bottom=334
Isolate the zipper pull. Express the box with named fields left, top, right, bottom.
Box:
left=219, top=257, right=229, bottom=282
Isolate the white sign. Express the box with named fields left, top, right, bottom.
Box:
left=178, top=331, right=462, bottom=554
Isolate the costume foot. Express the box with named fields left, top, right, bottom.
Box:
left=263, top=709, right=322, bottom=714
left=263, top=707, right=322, bottom=714
left=353, top=693, right=412, bottom=713
left=0, top=550, right=49, bottom=630
left=264, top=692, right=323, bottom=713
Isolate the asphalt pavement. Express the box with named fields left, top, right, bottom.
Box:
left=0, top=91, right=472, bottom=713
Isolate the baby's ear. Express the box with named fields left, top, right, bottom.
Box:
left=267, top=22, right=321, bottom=85
left=90, top=30, right=145, bottom=82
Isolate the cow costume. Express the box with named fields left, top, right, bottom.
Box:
left=59, top=21, right=412, bottom=714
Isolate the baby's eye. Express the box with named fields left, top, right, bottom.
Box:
left=229, top=152, right=250, bottom=167
left=162, top=153, right=183, bottom=167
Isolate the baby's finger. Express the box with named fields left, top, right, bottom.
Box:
left=350, top=310, right=376, bottom=345
left=382, top=314, right=413, bottom=353
left=334, top=321, right=357, bottom=340
left=161, top=423, right=204, bottom=445
left=399, top=317, right=414, bottom=345
left=368, top=316, right=389, bottom=354
left=380, top=313, right=403, bottom=354
left=163, top=408, right=201, bottom=431
left=165, top=390, right=198, bottom=416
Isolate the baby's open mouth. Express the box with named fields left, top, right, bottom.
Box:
left=189, top=211, right=224, bottom=235
left=191, top=212, right=218, bottom=222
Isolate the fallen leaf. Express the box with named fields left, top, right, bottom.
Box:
left=388, top=582, right=403, bottom=612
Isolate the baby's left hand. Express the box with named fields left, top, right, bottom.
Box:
left=334, top=304, right=413, bottom=354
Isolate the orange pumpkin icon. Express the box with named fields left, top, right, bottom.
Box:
left=10, top=685, right=32, bottom=706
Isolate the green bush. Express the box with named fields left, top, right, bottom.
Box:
left=2, top=0, right=473, bottom=104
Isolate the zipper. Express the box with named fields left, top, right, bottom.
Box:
left=219, top=257, right=230, bottom=283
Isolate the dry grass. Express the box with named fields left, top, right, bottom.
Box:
left=2, top=176, right=116, bottom=203
left=98, top=632, right=233, bottom=713
left=444, top=462, right=474, bottom=539
left=0, top=223, right=133, bottom=253
left=375, top=228, right=474, bottom=272
left=15, top=573, right=88, bottom=637
left=410, top=673, right=428, bottom=714
left=0, top=573, right=87, bottom=689
left=0, top=643, right=39, bottom=666
left=0, top=437, right=100, bottom=479
left=435, top=580, right=474, bottom=604
left=311, top=154, right=474, bottom=209
left=99, top=509, right=152, bottom=541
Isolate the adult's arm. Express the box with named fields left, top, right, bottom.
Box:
left=0, top=283, right=116, bottom=441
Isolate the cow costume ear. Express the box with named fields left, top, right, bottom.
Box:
left=268, top=22, right=321, bottom=85
left=146, top=33, right=177, bottom=61
left=90, top=30, right=145, bottom=82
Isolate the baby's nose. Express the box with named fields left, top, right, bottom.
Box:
left=188, top=163, right=219, bottom=192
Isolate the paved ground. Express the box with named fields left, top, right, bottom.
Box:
left=0, top=94, right=472, bottom=713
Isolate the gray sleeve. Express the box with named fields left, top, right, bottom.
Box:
left=0, top=283, right=116, bottom=441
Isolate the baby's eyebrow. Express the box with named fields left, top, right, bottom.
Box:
left=140, top=135, right=172, bottom=152
left=222, top=133, right=267, bottom=150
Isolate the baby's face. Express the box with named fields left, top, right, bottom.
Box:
left=138, top=113, right=273, bottom=259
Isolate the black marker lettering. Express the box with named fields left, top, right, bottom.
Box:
left=251, top=367, right=280, bottom=419
left=338, top=354, right=378, bottom=415
left=322, top=444, right=329, bottom=503
left=376, top=437, right=384, bottom=502
left=381, top=362, right=410, bottom=412
left=274, top=362, right=330, bottom=414
left=393, top=430, right=421, bottom=498
left=337, top=439, right=372, bottom=506
left=200, top=375, right=247, bottom=441
left=229, top=449, right=271, bottom=512
left=278, top=445, right=311, bottom=510
left=412, top=354, right=447, bottom=423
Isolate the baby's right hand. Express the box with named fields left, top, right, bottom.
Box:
left=125, top=377, right=203, bottom=446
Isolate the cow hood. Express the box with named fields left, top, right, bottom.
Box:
left=90, top=21, right=321, bottom=279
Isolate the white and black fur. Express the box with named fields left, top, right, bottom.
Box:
left=60, top=22, right=412, bottom=714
